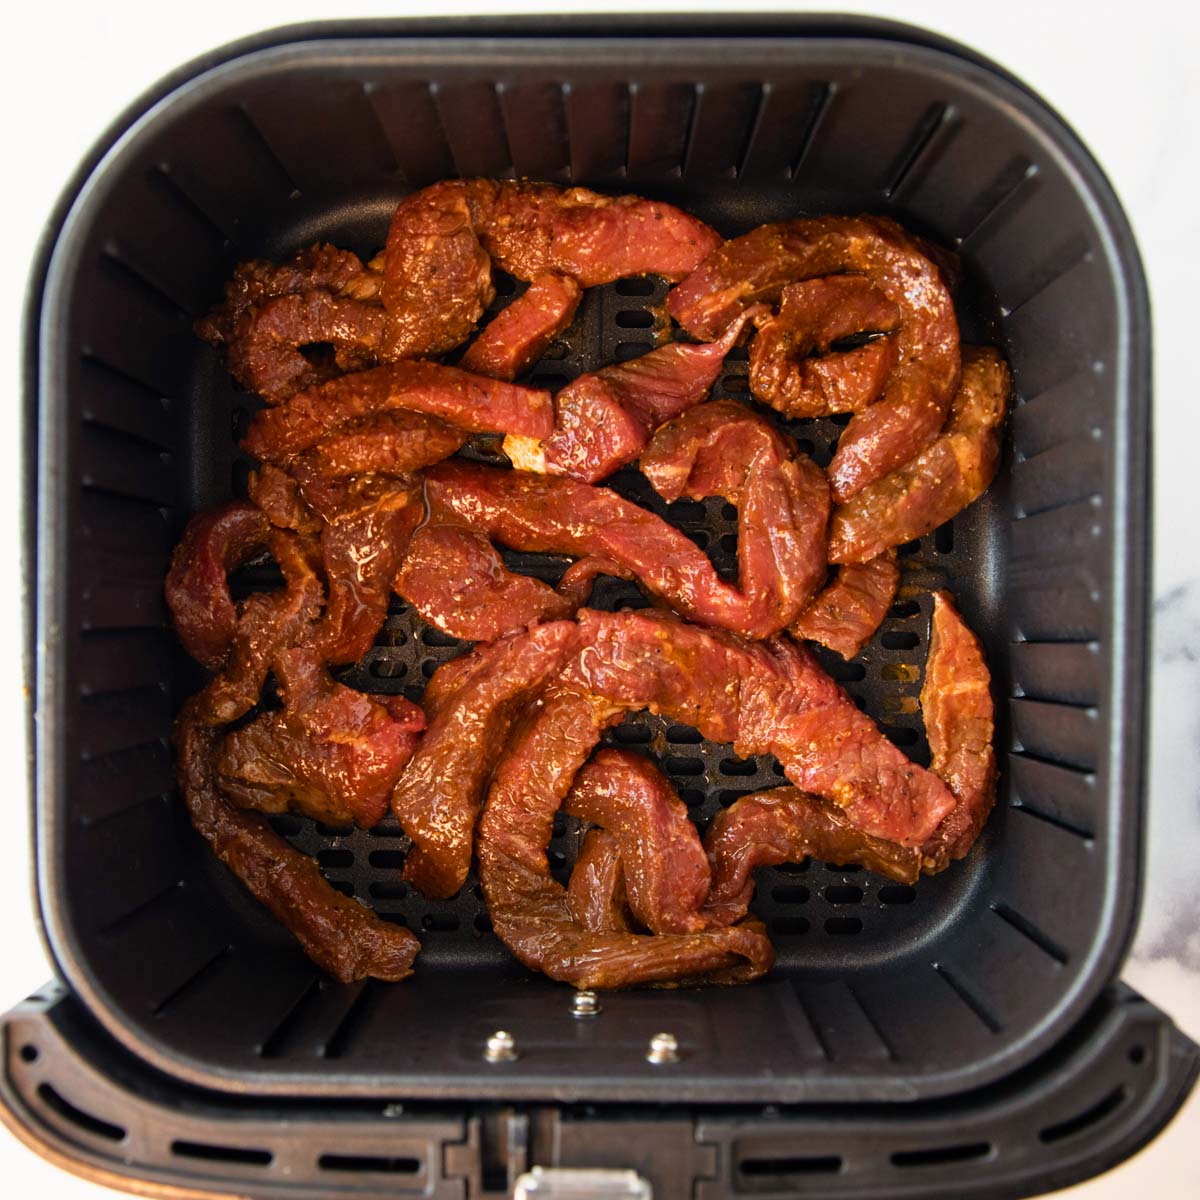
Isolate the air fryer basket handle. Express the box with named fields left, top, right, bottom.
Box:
left=2, top=981, right=1194, bottom=1200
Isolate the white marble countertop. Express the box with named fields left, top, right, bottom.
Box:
left=0, top=1, right=1195, bottom=1195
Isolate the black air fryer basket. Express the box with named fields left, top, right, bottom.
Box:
left=10, top=15, right=1196, bottom=1199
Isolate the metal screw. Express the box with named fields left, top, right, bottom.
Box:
left=484, top=1030, right=519, bottom=1063
left=646, top=1032, right=679, bottom=1064
left=571, top=990, right=601, bottom=1018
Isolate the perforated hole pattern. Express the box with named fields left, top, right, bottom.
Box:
left=225, top=273, right=964, bottom=968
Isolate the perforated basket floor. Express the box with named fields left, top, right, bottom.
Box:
left=30, top=21, right=1149, bottom=1104
left=259, top=267, right=994, bottom=973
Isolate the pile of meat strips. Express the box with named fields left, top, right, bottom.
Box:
left=167, top=180, right=1009, bottom=988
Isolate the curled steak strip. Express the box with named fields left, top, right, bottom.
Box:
left=749, top=276, right=901, bottom=418
left=919, top=590, right=998, bottom=871
left=563, top=750, right=714, bottom=935
left=383, top=179, right=721, bottom=359
left=789, top=550, right=900, bottom=660
left=503, top=307, right=761, bottom=483
left=390, top=621, right=581, bottom=900
left=479, top=684, right=775, bottom=988
left=668, top=216, right=960, bottom=501
left=177, top=700, right=420, bottom=983
left=422, top=451, right=826, bottom=639
left=828, top=347, right=1010, bottom=563
left=217, top=648, right=425, bottom=830
left=704, top=788, right=921, bottom=926
left=165, top=502, right=271, bottom=669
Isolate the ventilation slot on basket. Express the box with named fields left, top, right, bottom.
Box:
left=172, top=1140, right=272, bottom=1166
left=959, top=156, right=1037, bottom=246
left=991, top=902, right=1069, bottom=964
left=789, top=82, right=836, bottom=177
left=322, top=980, right=384, bottom=1059
left=260, top=977, right=324, bottom=1060
left=933, top=964, right=1002, bottom=1033
left=318, top=1153, right=421, bottom=1174
left=739, top=1153, right=842, bottom=1178
left=890, top=1141, right=991, bottom=1167
left=1038, top=1087, right=1127, bottom=1144
left=37, top=1085, right=125, bottom=1142
left=883, top=102, right=953, bottom=200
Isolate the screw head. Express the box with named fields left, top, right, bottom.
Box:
left=484, top=1030, right=519, bottom=1063
left=646, top=1031, right=679, bottom=1064
left=571, top=990, right=601, bottom=1018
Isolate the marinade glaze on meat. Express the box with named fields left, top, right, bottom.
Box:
left=170, top=180, right=1007, bottom=986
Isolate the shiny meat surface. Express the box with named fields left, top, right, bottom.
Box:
left=556, top=610, right=955, bottom=846
left=478, top=685, right=774, bottom=988
left=789, top=550, right=900, bottom=659
left=566, top=828, right=633, bottom=933
left=563, top=750, right=713, bottom=935
left=460, top=273, right=583, bottom=380
left=312, top=484, right=422, bottom=665
left=301, top=409, right=466, bottom=479
left=191, top=531, right=324, bottom=726
left=165, top=502, right=270, bottom=669
left=704, top=789, right=920, bottom=925
left=504, top=307, right=761, bottom=483
left=383, top=180, right=720, bottom=359
left=196, top=243, right=380, bottom=403
left=749, top=276, right=901, bottom=417
left=919, top=591, right=998, bottom=871
left=423, top=449, right=826, bottom=638
left=217, top=648, right=425, bottom=829
left=828, top=347, right=1010, bottom=563
left=395, top=523, right=577, bottom=642
left=668, top=216, right=959, bottom=501
left=244, top=360, right=553, bottom=464
left=248, top=464, right=322, bottom=534
left=177, top=700, right=419, bottom=983
left=390, top=621, right=581, bottom=899
left=226, top=291, right=385, bottom=405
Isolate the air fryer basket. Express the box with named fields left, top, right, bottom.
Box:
left=28, top=17, right=1154, bottom=1110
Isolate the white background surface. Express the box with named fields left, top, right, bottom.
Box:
left=1, top=1, right=1197, bottom=1195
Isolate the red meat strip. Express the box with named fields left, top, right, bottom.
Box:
left=312, top=484, right=424, bottom=664
left=503, top=307, right=761, bottom=483
left=165, top=502, right=271, bottom=669
left=704, top=789, right=921, bottom=925
left=919, top=591, right=998, bottom=871
left=176, top=699, right=419, bottom=983
left=196, top=244, right=383, bottom=403
left=789, top=550, right=900, bottom=659
left=422, top=450, right=826, bottom=638
left=383, top=180, right=721, bottom=358
left=668, top=216, right=959, bottom=501
left=828, top=347, right=1010, bottom=563
left=301, top=409, right=466, bottom=479
left=557, top=610, right=955, bottom=845
left=248, top=465, right=322, bottom=535
left=460, top=273, right=583, bottom=381
left=191, top=531, right=325, bottom=726
left=390, top=621, right=581, bottom=899
left=563, top=750, right=713, bottom=935
left=566, top=828, right=633, bottom=933
left=226, top=291, right=386, bottom=404
left=478, top=684, right=775, bottom=988
left=216, top=648, right=425, bottom=829
left=748, top=276, right=901, bottom=417
left=244, top=360, right=554, bottom=464
left=395, top=524, right=577, bottom=642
